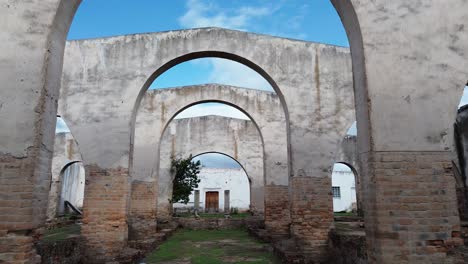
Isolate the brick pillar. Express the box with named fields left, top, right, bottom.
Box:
left=290, top=176, right=333, bottom=261
left=81, top=165, right=130, bottom=263
left=128, top=180, right=157, bottom=250
left=0, top=153, right=42, bottom=264
left=362, top=151, right=462, bottom=263
left=224, top=190, right=230, bottom=213
left=264, top=185, right=291, bottom=237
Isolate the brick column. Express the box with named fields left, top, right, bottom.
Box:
left=81, top=165, right=130, bottom=263
left=362, top=151, right=462, bottom=263
left=0, top=153, right=42, bottom=264
left=128, top=181, right=157, bottom=250
left=264, top=185, right=291, bottom=237
left=290, top=176, right=333, bottom=261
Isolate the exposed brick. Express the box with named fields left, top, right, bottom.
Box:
left=81, top=165, right=130, bottom=263
left=362, top=151, right=461, bottom=264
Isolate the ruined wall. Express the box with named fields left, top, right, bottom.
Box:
left=158, top=116, right=263, bottom=218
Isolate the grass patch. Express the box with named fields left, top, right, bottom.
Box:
left=334, top=211, right=356, bottom=217
left=42, top=224, right=81, bottom=242
left=176, top=212, right=249, bottom=218
left=144, top=229, right=280, bottom=264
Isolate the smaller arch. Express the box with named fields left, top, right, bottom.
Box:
left=330, top=162, right=358, bottom=214
left=188, top=151, right=252, bottom=211
left=129, top=51, right=292, bottom=177
left=57, top=161, right=85, bottom=216
left=47, top=129, right=84, bottom=221
left=192, top=151, right=253, bottom=184
left=158, top=100, right=266, bottom=159
left=157, top=114, right=265, bottom=218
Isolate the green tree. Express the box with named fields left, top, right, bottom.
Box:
left=170, top=155, right=201, bottom=204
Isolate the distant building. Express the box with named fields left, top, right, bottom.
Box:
left=331, top=164, right=357, bottom=212
left=174, top=167, right=250, bottom=212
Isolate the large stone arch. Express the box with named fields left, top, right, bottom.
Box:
left=158, top=115, right=264, bottom=219
left=131, top=84, right=284, bottom=240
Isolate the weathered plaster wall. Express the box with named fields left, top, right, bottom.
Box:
left=46, top=132, right=82, bottom=220
left=0, top=1, right=80, bottom=262
left=158, top=115, right=263, bottom=217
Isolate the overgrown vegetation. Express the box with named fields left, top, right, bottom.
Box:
left=170, top=155, right=201, bottom=204
left=42, top=224, right=81, bottom=242
left=144, top=229, right=280, bottom=263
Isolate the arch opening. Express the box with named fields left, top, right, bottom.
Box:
left=156, top=102, right=265, bottom=219
left=331, top=162, right=358, bottom=214
left=130, top=52, right=290, bottom=175
left=57, top=161, right=85, bottom=216
left=172, top=152, right=251, bottom=216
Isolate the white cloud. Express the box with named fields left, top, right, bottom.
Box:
left=207, top=58, right=273, bottom=91
left=175, top=103, right=249, bottom=120
left=179, top=0, right=272, bottom=30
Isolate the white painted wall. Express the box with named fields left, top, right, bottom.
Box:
left=331, top=164, right=357, bottom=212
left=174, top=167, right=250, bottom=212
left=58, top=162, right=85, bottom=214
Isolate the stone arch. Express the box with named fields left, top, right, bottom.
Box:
left=334, top=161, right=360, bottom=214
left=56, top=160, right=85, bottom=215
left=191, top=152, right=253, bottom=214
left=157, top=115, right=264, bottom=219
